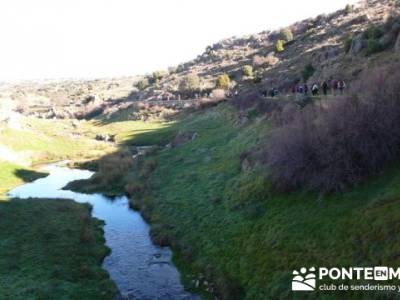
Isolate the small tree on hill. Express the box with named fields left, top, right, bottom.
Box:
left=153, top=70, right=168, bottom=82
left=179, top=74, right=201, bottom=93
left=242, top=65, right=253, bottom=77
left=275, top=40, right=285, bottom=53
left=345, top=4, right=354, bottom=15
left=216, top=74, right=231, bottom=89
left=136, top=78, right=150, bottom=90
left=280, top=29, right=294, bottom=42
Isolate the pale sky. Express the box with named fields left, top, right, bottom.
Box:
left=0, top=0, right=358, bottom=81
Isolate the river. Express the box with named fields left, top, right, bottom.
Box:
left=8, top=163, right=198, bottom=300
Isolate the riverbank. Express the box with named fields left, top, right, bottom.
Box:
left=73, top=102, right=400, bottom=299
left=0, top=198, right=117, bottom=299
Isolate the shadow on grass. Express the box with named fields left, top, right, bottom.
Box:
left=13, top=168, right=48, bottom=183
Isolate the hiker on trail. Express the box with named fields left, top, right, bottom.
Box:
left=322, top=81, right=329, bottom=96
left=269, top=89, right=275, bottom=98
left=304, top=84, right=309, bottom=95
left=312, top=83, right=319, bottom=96
left=338, top=80, right=346, bottom=94
left=292, top=85, right=296, bottom=94
left=297, top=85, right=304, bottom=94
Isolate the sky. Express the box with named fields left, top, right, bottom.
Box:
left=0, top=0, right=358, bottom=81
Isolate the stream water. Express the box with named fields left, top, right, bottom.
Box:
left=8, top=163, right=198, bottom=300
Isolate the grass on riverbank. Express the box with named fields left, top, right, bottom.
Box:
left=0, top=161, right=47, bottom=199
left=85, top=103, right=400, bottom=299
left=0, top=198, right=117, bottom=299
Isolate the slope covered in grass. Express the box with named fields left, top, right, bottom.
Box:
left=122, top=104, right=400, bottom=299
left=0, top=199, right=117, bottom=299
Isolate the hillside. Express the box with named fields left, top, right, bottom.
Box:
left=2, top=0, right=399, bottom=121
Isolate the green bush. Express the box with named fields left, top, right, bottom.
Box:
left=216, top=74, right=231, bottom=89
left=302, top=63, right=315, bottom=82
left=344, top=35, right=353, bottom=53
left=280, top=29, right=293, bottom=42
left=275, top=40, right=285, bottom=53
left=152, top=70, right=168, bottom=82
left=242, top=65, right=253, bottom=77
left=179, top=74, right=201, bottom=92
left=366, top=39, right=384, bottom=55
left=345, top=4, right=354, bottom=15
left=136, top=78, right=150, bottom=90
left=363, top=26, right=383, bottom=40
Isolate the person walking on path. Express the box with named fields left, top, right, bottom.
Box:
left=304, top=84, right=309, bottom=95
left=312, top=83, right=319, bottom=96
left=338, top=80, right=346, bottom=94
left=322, top=81, right=329, bottom=96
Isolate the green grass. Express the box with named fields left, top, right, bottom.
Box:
left=0, top=118, right=112, bottom=164
left=0, top=161, right=47, bottom=199
left=96, top=119, right=176, bottom=145
left=117, top=104, right=400, bottom=299
left=0, top=199, right=117, bottom=299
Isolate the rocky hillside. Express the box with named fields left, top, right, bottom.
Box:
left=1, top=0, right=399, bottom=121
left=131, top=0, right=400, bottom=98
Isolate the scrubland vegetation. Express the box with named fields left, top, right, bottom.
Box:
left=266, top=64, right=400, bottom=193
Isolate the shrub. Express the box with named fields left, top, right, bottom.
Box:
left=168, top=66, right=178, bottom=74
left=252, top=54, right=279, bottom=68
left=280, top=29, right=294, bottom=42
left=264, top=64, right=400, bottom=193
left=216, top=74, right=231, bottom=89
left=252, top=55, right=265, bottom=67
left=363, top=25, right=383, bottom=40
left=242, top=65, right=253, bottom=77
left=301, top=63, right=315, bottom=82
left=231, top=91, right=288, bottom=115
left=136, top=78, right=149, bottom=90
left=344, top=34, right=353, bottom=53
left=275, top=40, right=285, bottom=53
left=345, top=4, right=354, bottom=15
left=179, top=74, right=201, bottom=93
left=365, top=39, right=384, bottom=55
left=152, top=70, right=168, bottom=82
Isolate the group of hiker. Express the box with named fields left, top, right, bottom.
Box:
left=291, top=79, right=347, bottom=96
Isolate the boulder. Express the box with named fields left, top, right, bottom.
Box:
left=95, top=133, right=115, bottom=142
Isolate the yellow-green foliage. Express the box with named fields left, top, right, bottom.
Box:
left=179, top=74, right=201, bottom=92
left=242, top=65, right=253, bottom=77
left=280, top=28, right=293, bottom=42
left=216, top=74, right=231, bottom=89
left=275, top=40, right=285, bottom=53
left=136, top=78, right=150, bottom=90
